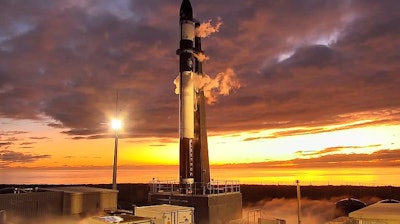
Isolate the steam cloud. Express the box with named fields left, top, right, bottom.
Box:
left=243, top=196, right=381, bottom=224
left=174, top=68, right=241, bottom=104
left=196, top=68, right=241, bottom=104
left=195, top=17, right=223, bottom=38
left=244, top=198, right=336, bottom=224
left=193, top=52, right=210, bottom=62
left=191, top=18, right=223, bottom=63
left=174, top=17, right=240, bottom=104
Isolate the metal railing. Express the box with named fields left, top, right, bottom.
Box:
left=149, top=180, right=240, bottom=195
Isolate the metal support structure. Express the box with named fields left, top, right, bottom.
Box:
left=296, top=180, right=301, bottom=224
left=112, top=128, right=119, bottom=190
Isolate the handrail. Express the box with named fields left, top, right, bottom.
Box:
left=149, top=180, right=240, bottom=195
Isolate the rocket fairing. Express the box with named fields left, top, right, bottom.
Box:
left=178, top=0, right=211, bottom=187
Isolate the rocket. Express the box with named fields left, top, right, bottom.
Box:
left=177, top=0, right=210, bottom=189
left=178, top=0, right=195, bottom=186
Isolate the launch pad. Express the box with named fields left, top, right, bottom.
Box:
left=149, top=181, right=242, bottom=224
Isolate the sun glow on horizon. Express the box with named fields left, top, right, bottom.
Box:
left=2, top=114, right=400, bottom=171
left=207, top=123, right=400, bottom=165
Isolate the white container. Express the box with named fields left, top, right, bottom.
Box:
left=134, top=204, right=194, bottom=224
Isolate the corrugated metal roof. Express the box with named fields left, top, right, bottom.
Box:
left=45, top=186, right=118, bottom=194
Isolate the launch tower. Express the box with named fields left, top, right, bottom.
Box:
left=149, top=1, right=242, bottom=223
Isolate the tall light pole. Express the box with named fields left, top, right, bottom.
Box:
left=111, top=119, right=121, bottom=190
left=111, top=92, right=121, bottom=191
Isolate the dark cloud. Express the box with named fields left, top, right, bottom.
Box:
left=29, top=136, right=49, bottom=140
left=296, top=145, right=382, bottom=156
left=2, top=137, right=18, bottom=142
left=20, top=142, right=35, bottom=145
left=0, top=149, right=51, bottom=164
left=0, top=0, right=399, bottom=140
left=150, top=144, right=167, bottom=147
left=71, top=134, right=110, bottom=140
left=0, top=142, right=13, bottom=148
left=0, top=131, right=28, bottom=136
left=243, top=116, right=400, bottom=141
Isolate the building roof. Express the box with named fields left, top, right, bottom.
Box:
left=135, top=204, right=193, bottom=213
left=45, top=186, right=118, bottom=194
left=349, top=202, right=400, bottom=220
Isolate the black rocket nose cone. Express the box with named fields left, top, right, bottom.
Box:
left=180, top=0, right=193, bottom=21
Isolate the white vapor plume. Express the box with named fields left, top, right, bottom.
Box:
left=173, top=68, right=240, bottom=104
left=173, top=75, right=180, bottom=95
left=193, top=52, right=210, bottom=62
left=174, top=17, right=239, bottom=104
left=195, top=17, right=223, bottom=38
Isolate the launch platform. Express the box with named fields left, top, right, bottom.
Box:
left=149, top=181, right=242, bottom=224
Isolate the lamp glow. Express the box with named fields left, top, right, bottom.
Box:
left=111, top=119, right=122, bottom=130
left=111, top=118, right=121, bottom=191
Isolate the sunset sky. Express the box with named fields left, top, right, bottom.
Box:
left=1, top=0, right=400, bottom=173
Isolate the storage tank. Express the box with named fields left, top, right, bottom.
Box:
left=334, top=198, right=366, bottom=217
left=378, top=199, right=400, bottom=203
left=134, top=204, right=194, bottom=224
